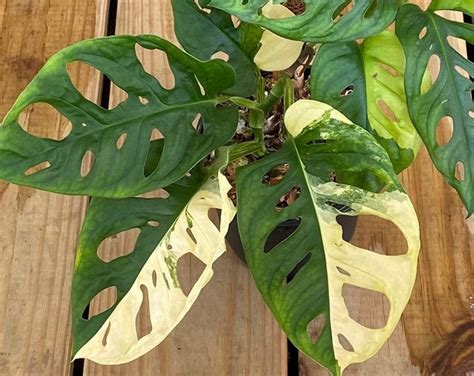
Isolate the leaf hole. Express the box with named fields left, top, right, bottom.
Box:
left=139, top=96, right=149, bottom=105
left=177, top=253, right=206, bottom=297
left=307, top=314, right=325, bottom=344
left=102, top=322, right=111, bottom=346
left=231, top=15, right=241, bottom=27
left=192, top=113, right=204, bottom=134
left=116, top=133, right=128, bottom=150
left=332, top=0, right=354, bottom=21
left=446, top=35, right=468, bottom=52
left=336, top=266, right=351, bottom=277
left=18, top=102, right=72, bottom=141
left=152, top=270, right=158, bottom=287
left=135, top=285, right=152, bottom=340
left=262, top=163, right=289, bottom=185
left=144, top=135, right=164, bottom=177
left=338, top=334, right=355, bottom=352
left=211, top=51, right=230, bottom=62
left=194, top=0, right=211, bottom=13
left=67, top=61, right=128, bottom=109
left=336, top=214, right=358, bottom=242
left=377, top=100, right=399, bottom=123
left=419, top=27, right=427, bottom=39
left=150, top=128, right=164, bottom=141
left=427, top=54, right=441, bottom=84
left=469, top=111, right=474, bottom=119
left=24, top=161, right=50, bottom=176
left=286, top=252, right=311, bottom=283
left=436, top=116, right=454, bottom=146
left=208, top=208, right=222, bottom=231
left=135, top=44, right=176, bottom=90
left=186, top=227, right=197, bottom=244
left=340, top=85, right=354, bottom=97
left=80, top=150, right=96, bottom=178
left=342, top=284, right=390, bottom=329
left=264, top=218, right=301, bottom=253
left=87, top=286, right=117, bottom=320
left=97, top=228, right=141, bottom=262
left=67, top=61, right=102, bottom=106
left=455, top=161, right=465, bottom=182
left=326, top=201, right=353, bottom=213
left=137, top=188, right=170, bottom=199
left=363, top=0, right=378, bottom=18
left=276, top=186, right=301, bottom=211
left=454, top=65, right=470, bottom=79
left=348, top=215, right=408, bottom=255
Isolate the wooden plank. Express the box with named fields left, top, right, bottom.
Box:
left=84, top=1, right=287, bottom=375
left=0, top=1, right=108, bottom=375
left=301, top=3, right=473, bottom=375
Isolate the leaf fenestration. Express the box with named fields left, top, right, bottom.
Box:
left=396, top=4, right=474, bottom=215
left=201, top=0, right=400, bottom=43
left=236, top=100, right=420, bottom=375
left=0, top=35, right=238, bottom=198
left=72, top=159, right=236, bottom=364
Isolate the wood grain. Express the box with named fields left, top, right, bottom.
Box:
left=0, top=1, right=107, bottom=375
left=84, top=1, right=287, bottom=375
left=301, top=3, right=474, bottom=375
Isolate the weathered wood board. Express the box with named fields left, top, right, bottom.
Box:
left=0, top=0, right=108, bottom=375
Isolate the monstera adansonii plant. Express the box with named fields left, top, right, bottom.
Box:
left=0, top=0, right=472, bottom=374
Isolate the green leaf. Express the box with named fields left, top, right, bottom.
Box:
left=236, top=100, right=420, bottom=375
left=72, top=156, right=236, bottom=363
left=428, top=0, right=474, bottom=14
left=311, top=31, right=428, bottom=173
left=0, top=35, right=238, bottom=198
left=172, top=0, right=261, bottom=97
left=396, top=4, right=474, bottom=215
left=201, top=0, right=401, bottom=43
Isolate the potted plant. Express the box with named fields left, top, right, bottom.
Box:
left=0, top=0, right=472, bottom=374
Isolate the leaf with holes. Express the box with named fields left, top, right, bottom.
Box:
left=200, top=0, right=401, bottom=43
left=72, top=154, right=236, bottom=364
left=0, top=35, right=238, bottom=198
left=172, top=0, right=261, bottom=97
left=311, top=31, right=429, bottom=173
left=396, top=4, right=474, bottom=215
left=236, top=100, right=420, bottom=375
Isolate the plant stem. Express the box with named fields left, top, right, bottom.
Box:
left=228, top=141, right=264, bottom=161
left=259, top=77, right=286, bottom=115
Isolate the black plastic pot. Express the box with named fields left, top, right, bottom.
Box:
left=226, top=215, right=358, bottom=266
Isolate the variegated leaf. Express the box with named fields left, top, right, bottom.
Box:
left=236, top=100, right=420, bottom=375
left=72, top=157, right=236, bottom=364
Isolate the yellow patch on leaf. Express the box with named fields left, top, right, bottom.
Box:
left=254, top=3, right=304, bottom=72
left=73, top=171, right=236, bottom=364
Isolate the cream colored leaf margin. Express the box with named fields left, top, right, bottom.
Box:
left=74, top=171, right=236, bottom=364
left=312, top=181, right=419, bottom=373
left=286, top=100, right=420, bottom=373
left=254, top=3, right=304, bottom=71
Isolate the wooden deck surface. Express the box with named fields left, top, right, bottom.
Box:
left=0, top=1, right=472, bottom=375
